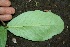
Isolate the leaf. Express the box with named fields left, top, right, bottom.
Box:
left=0, top=26, right=7, bottom=47
left=7, top=10, right=64, bottom=41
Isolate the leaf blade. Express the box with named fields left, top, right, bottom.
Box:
left=0, top=26, right=7, bottom=47
left=7, top=10, right=64, bottom=41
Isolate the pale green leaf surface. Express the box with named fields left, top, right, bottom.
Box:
left=0, top=26, right=7, bottom=47
left=7, top=10, right=64, bottom=41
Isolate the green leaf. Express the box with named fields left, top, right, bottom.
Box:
left=7, top=10, right=64, bottom=41
left=0, top=26, right=7, bottom=47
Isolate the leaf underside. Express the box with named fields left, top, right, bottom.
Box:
left=0, top=26, right=7, bottom=47
left=7, top=10, right=64, bottom=41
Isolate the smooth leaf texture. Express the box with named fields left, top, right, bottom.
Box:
left=0, top=26, right=7, bottom=47
left=7, top=10, right=64, bottom=41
